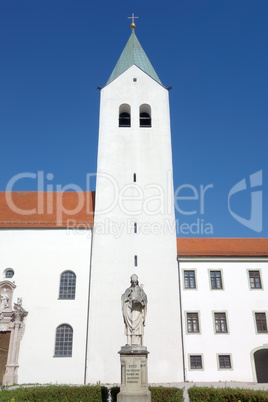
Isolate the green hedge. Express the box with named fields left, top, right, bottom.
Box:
left=149, top=386, right=183, bottom=401
left=188, top=386, right=268, bottom=401
left=110, top=386, right=183, bottom=402
left=0, top=385, right=104, bottom=401
left=4, top=384, right=268, bottom=402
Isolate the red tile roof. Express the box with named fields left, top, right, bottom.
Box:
left=0, top=193, right=267, bottom=257
left=0, top=192, right=94, bottom=228
left=177, top=238, right=268, bottom=257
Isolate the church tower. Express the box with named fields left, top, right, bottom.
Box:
left=87, top=21, right=183, bottom=383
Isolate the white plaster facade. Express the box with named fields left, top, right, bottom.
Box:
left=1, top=229, right=267, bottom=384
left=179, top=257, right=268, bottom=382
left=0, top=228, right=92, bottom=384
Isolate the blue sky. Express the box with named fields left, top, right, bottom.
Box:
left=0, top=0, right=267, bottom=237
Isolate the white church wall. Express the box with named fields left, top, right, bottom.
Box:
left=87, top=65, right=183, bottom=384
left=179, top=258, right=268, bottom=382
left=0, top=228, right=92, bottom=384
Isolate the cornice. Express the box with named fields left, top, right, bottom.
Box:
left=177, top=256, right=268, bottom=263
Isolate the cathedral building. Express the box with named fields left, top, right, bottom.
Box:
left=0, top=23, right=267, bottom=386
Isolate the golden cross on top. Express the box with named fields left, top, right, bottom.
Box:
left=128, top=13, right=139, bottom=28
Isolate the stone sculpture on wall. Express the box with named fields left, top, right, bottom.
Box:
left=0, top=281, right=28, bottom=386
left=0, top=288, right=9, bottom=310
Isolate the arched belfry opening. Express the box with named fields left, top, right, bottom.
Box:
left=119, top=104, right=131, bottom=127
left=139, top=104, right=151, bottom=127
left=254, top=348, right=268, bottom=383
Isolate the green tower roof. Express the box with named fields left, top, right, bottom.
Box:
left=106, top=29, right=162, bottom=86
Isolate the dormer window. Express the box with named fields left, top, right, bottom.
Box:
left=119, top=104, right=131, bottom=127
left=140, top=104, right=151, bottom=127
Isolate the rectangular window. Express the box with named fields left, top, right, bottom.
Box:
left=249, top=271, right=262, bottom=289
left=210, top=271, right=222, bottom=289
left=184, top=270, right=196, bottom=289
left=134, top=223, right=137, bottom=233
left=190, top=355, right=202, bottom=369
left=187, top=313, right=199, bottom=333
left=134, top=255, right=137, bottom=266
left=215, top=313, right=228, bottom=333
left=255, top=313, right=268, bottom=333
left=133, top=173, right=136, bottom=182
left=218, top=355, right=231, bottom=369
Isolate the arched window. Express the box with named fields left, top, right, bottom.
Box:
left=119, top=104, right=131, bottom=127
left=140, top=104, right=151, bottom=127
left=54, top=324, right=73, bottom=357
left=59, top=271, right=76, bottom=300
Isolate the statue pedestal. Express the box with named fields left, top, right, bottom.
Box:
left=117, top=346, right=151, bottom=402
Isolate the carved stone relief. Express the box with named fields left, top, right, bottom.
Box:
left=0, top=282, right=15, bottom=313
left=0, top=281, right=28, bottom=386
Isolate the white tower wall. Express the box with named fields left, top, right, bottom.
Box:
left=87, top=65, right=183, bottom=383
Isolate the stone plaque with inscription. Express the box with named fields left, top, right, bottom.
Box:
left=117, top=346, right=151, bottom=402
left=126, top=360, right=140, bottom=387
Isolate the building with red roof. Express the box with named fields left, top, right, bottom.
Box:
left=0, top=24, right=267, bottom=388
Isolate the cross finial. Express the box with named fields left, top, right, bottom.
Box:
left=128, top=13, right=139, bottom=29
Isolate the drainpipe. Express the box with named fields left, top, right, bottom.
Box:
left=177, top=257, right=186, bottom=382
left=84, top=227, right=94, bottom=384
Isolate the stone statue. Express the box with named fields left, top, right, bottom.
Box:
left=17, top=297, right=22, bottom=306
left=1, top=288, right=9, bottom=309
left=121, top=274, right=147, bottom=346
